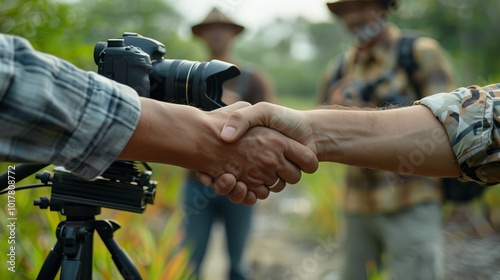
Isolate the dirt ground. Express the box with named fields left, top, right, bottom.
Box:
left=197, top=189, right=500, bottom=280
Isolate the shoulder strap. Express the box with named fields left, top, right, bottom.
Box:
left=324, top=34, right=422, bottom=104
left=397, top=33, right=422, bottom=98
left=320, top=55, right=346, bottom=104
left=328, top=55, right=346, bottom=90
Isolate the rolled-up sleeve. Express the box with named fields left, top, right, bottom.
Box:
left=0, top=34, right=141, bottom=179
left=415, top=84, right=500, bottom=185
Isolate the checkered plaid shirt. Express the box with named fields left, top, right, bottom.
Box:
left=0, top=34, right=140, bottom=179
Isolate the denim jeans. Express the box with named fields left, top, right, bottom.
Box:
left=181, top=178, right=254, bottom=280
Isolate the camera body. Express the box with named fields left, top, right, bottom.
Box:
left=94, top=36, right=153, bottom=98
left=94, top=32, right=241, bottom=111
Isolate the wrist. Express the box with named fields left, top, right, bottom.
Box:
left=121, top=98, right=220, bottom=171
left=308, top=109, right=371, bottom=164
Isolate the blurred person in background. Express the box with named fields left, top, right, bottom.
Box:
left=318, top=0, right=455, bottom=279
left=180, top=7, right=275, bottom=280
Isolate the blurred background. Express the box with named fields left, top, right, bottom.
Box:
left=1, top=0, right=500, bottom=279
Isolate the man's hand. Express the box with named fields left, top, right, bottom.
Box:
left=197, top=102, right=319, bottom=205
left=121, top=99, right=318, bottom=205
left=220, top=102, right=317, bottom=153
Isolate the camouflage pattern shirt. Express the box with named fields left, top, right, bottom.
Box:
left=416, top=84, right=500, bottom=185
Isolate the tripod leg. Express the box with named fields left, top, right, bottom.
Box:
left=37, top=222, right=92, bottom=280
left=95, top=220, right=142, bottom=280
left=37, top=240, right=64, bottom=280
left=60, top=259, right=82, bottom=280
left=39, top=220, right=95, bottom=280
left=59, top=226, right=87, bottom=280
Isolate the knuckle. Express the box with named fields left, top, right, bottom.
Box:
left=229, top=110, right=246, bottom=122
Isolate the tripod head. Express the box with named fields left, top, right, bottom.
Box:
left=33, top=161, right=156, bottom=214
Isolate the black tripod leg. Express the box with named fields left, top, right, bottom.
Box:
left=95, top=220, right=142, bottom=280
left=37, top=240, right=64, bottom=280
left=60, top=259, right=82, bottom=280
left=38, top=221, right=94, bottom=280
left=61, top=223, right=97, bottom=280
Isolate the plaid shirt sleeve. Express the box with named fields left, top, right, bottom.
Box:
left=0, top=34, right=141, bottom=179
left=415, top=84, right=500, bottom=185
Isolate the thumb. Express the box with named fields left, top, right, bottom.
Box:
left=220, top=102, right=274, bottom=142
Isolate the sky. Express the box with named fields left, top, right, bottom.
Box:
left=169, top=0, right=334, bottom=34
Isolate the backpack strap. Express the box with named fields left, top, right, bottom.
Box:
left=320, top=55, right=346, bottom=104
left=330, top=54, right=346, bottom=88
left=325, top=33, right=422, bottom=103
left=397, top=33, right=422, bottom=99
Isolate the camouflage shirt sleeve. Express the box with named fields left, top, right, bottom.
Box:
left=415, top=84, right=500, bottom=185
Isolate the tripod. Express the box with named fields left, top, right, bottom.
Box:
left=0, top=163, right=155, bottom=279
left=35, top=204, right=142, bottom=280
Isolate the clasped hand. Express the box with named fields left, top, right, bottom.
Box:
left=198, top=102, right=317, bottom=205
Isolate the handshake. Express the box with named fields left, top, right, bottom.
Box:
left=120, top=96, right=464, bottom=206
left=120, top=99, right=321, bottom=206
left=194, top=101, right=320, bottom=206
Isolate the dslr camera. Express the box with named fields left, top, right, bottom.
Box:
left=93, top=32, right=241, bottom=110
left=34, top=33, right=242, bottom=214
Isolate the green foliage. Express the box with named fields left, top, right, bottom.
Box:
left=299, top=163, right=346, bottom=238
left=2, top=0, right=83, bottom=65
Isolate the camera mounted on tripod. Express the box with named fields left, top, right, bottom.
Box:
left=0, top=32, right=242, bottom=279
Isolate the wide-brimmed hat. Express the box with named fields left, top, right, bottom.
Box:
left=327, top=0, right=396, bottom=15
left=191, top=7, right=245, bottom=37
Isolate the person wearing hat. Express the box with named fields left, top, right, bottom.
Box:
left=181, top=7, right=275, bottom=280
left=317, top=0, right=455, bottom=279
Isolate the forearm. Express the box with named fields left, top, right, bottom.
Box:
left=121, top=99, right=318, bottom=184
left=307, top=105, right=461, bottom=177
left=119, top=98, right=220, bottom=171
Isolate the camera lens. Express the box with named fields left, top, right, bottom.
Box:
left=149, top=59, right=240, bottom=111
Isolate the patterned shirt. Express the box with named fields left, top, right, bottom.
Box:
left=0, top=34, right=140, bottom=179
left=417, top=84, right=500, bottom=186
left=318, top=24, right=455, bottom=214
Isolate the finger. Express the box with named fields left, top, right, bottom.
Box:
left=212, top=101, right=252, bottom=140
left=275, top=160, right=302, bottom=185
left=195, top=171, right=213, bottom=186
left=283, top=139, right=319, bottom=174
left=267, top=179, right=287, bottom=193
left=211, top=173, right=237, bottom=195
left=221, top=102, right=276, bottom=142
left=235, top=181, right=261, bottom=205
left=242, top=191, right=257, bottom=206
left=227, top=181, right=248, bottom=204
left=221, top=101, right=252, bottom=111
left=248, top=185, right=271, bottom=200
